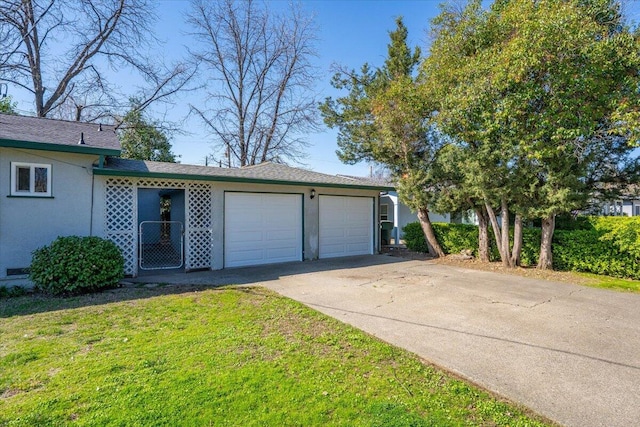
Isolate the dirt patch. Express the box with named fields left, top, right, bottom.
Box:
left=383, top=246, right=593, bottom=286
left=432, top=255, right=593, bottom=286
left=381, top=246, right=434, bottom=261
left=1, top=388, right=21, bottom=399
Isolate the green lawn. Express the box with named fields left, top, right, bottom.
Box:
left=578, top=273, right=640, bottom=293
left=1, top=286, right=552, bottom=426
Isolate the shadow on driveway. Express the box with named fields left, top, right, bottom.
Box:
left=0, top=255, right=408, bottom=318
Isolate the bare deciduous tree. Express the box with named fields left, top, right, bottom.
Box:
left=0, top=0, right=194, bottom=121
left=187, top=0, right=319, bottom=167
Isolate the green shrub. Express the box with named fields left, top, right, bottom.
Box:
left=403, top=222, right=539, bottom=266
left=402, top=222, right=430, bottom=253
left=404, top=222, right=482, bottom=255
left=0, top=285, right=28, bottom=299
left=518, top=228, right=541, bottom=267
left=403, top=217, right=640, bottom=278
left=432, top=223, right=479, bottom=255
left=555, top=215, right=592, bottom=230
left=588, top=216, right=640, bottom=259
left=552, top=223, right=640, bottom=279
left=29, top=236, right=124, bottom=295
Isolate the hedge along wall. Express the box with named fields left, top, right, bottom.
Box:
left=402, top=217, right=640, bottom=279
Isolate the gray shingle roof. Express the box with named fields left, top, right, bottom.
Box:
left=100, top=158, right=393, bottom=190
left=0, top=113, right=120, bottom=151
left=336, top=174, right=395, bottom=187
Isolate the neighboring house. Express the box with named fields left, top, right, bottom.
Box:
left=599, top=199, right=640, bottom=217
left=380, top=191, right=450, bottom=244
left=0, top=114, right=392, bottom=285
left=338, top=175, right=477, bottom=244
left=336, top=176, right=455, bottom=244
left=582, top=185, right=640, bottom=217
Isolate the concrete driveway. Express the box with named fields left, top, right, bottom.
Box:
left=134, top=255, right=640, bottom=427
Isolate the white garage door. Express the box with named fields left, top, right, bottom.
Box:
left=225, top=192, right=302, bottom=268
left=319, top=195, right=374, bottom=258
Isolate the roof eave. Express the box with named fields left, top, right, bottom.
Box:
left=93, top=167, right=395, bottom=191
left=0, top=138, right=121, bottom=156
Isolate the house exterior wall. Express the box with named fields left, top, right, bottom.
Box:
left=0, top=148, right=98, bottom=284
left=137, top=188, right=162, bottom=222
left=0, top=152, right=382, bottom=284
left=92, top=176, right=380, bottom=276
left=622, top=200, right=639, bottom=217
left=599, top=199, right=640, bottom=216
left=209, top=183, right=380, bottom=270
left=380, top=192, right=450, bottom=240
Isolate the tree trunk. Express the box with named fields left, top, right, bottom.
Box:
left=538, top=213, right=556, bottom=270
left=485, top=199, right=513, bottom=267
left=485, top=201, right=506, bottom=264
left=417, top=207, right=445, bottom=258
left=476, top=207, right=490, bottom=262
left=499, top=198, right=512, bottom=268
left=510, top=214, right=523, bottom=266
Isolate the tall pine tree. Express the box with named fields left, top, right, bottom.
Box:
left=320, top=18, right=446, bottom=256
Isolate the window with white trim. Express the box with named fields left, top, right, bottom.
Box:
left=10, top=162, right=52, bottom=197
left=380, top=203, right=389, bottom=221
left=635, top=205, right=640, bottom=216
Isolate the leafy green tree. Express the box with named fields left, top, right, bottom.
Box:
left=423, top=0, right=524, bottom=267
left=424, top=0, right=640, bottom=269
left=0, top=96, right=16, bottom=114
left=430, top=144, right=493, bottom=262
left=118, top=106, right=177, bottom=162
left=321, top=17, right=446, bottom=256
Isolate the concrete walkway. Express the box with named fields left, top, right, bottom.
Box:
left=132, top=255, right=640, bottom=427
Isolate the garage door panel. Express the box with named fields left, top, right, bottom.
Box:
left=266, top=230, right=298, bottom=241
left=320, top=244, right=346, bottom=258
left=347, top=208, right=369, bottom=219
left=227, top=215, right=262, bottom=226
left=347, top=226, right=369, bottom=236
left=228, top=195, right=257, bottom=209
left=347, top=242, right=370, bottom=252
left=225, top=193, right=302, bottom=267
left=227, top=230, right=261, bottom=242
left=267, top=247, right=299, bottom=259
left=226, top=249, right=264, bottom=266
left=322, top=227, right=346, bottom=238
left=319, top=195, right=373, bottom=258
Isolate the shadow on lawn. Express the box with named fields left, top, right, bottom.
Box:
left=1, top=254, right=415, bottom=318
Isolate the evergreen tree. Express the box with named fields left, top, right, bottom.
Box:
left=424, top=0, right=640, bottom=268
left=320, top=17, right=446, bottom=256
left=0, top=96, right=17, bottom=114
left=119, top=105, right=177, bottom=163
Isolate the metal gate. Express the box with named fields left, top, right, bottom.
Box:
left=139, top=221, right=184, bottom=270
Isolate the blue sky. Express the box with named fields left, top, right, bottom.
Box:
left=154, top=0, right=447, bottom=176
left=8, top=0, right=640, bottom=177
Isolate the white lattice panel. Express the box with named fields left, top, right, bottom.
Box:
left=105, top=178, right=137, bottom=275
left=186, top=183, right=213, bottom=270
left=105, top=177, right=213, bottom=275
left=137, top=179, right=186, bottom=189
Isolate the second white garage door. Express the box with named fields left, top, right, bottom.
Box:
left=225, top=192, right=302, bottom=268
left=319, top=195, right=374, bottom=258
